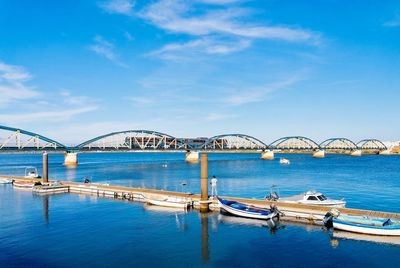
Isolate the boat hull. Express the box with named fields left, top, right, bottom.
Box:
left=13, top=181, right=36, bottom=188
left=0, top=178, right=13, bottom=184
left=218, top=198, right=278, bottom=220
left=146, top=196, right=192, bottom=209
left=333, top=220, right=400, bottom=236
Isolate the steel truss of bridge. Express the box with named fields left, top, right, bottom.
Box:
left=0, top=125, right=388, bottom=153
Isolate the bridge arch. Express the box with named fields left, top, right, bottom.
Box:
left=201, top=134, right=268, bottom=150
left=269, top=136, right=320, bottom=150
left=0, top=125, right=67, bottom=152
left=76, top=130, right=188, bottom=151
left=319, top=138, right=357, bottom=150
left=356, top=139, right=387, bottom=150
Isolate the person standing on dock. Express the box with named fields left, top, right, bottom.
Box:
left=211, top=175, right=218, bottom=198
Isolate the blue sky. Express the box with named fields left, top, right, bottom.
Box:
left=0, top=0, right=399, bottom=144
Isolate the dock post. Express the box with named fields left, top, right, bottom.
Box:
left=43, top=152, right=48, bottom=183
left=200, top=154, right=209, bottom=212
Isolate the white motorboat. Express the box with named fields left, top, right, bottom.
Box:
left=24, top=167, right=41, bottom=179
left=324, top=210, right=400, bottom=236
left=279, top=158, right=290, bottom=165
left=145, top=194, right=193, bottom=209
left=0, top=177, right=13, bottom=184
left=266, top=188, right=346, bottom=207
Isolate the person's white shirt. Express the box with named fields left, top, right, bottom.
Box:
left=211, top=177, right=217, bottom=186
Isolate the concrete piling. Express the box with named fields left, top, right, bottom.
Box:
left=200, top=154, right=209, bottom=212
left=43, top=152, right=48, bottom=183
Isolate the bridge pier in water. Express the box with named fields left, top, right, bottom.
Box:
left=313, top=150, right=325, bottom=158
left=186, top=150, right=199, bottom=163
left=261, top=150, right=274, bottom=160
left=350, top=150, right=362, bottom=157
left=64, top=152, right=78, bottom=166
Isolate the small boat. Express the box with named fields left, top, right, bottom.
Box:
left=0, top=177, right=13, bottom=184
left=145, top=194, right=193, bottom=209
left=279, top=158, right=290, bottom=165
left=217, top=197, right=280, bottom=220
left=24, top=167, right=41, bottom=179
left=266, top=187, right=346, bottom=208
left=13, top=180, right=40, bottom=188
left=324, top=210, right=400, bottom=236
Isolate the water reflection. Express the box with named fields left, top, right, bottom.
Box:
left=200, top=212, right=209, bottom=263
left=42, top=195, right=49, bottom=225
left=331, top=230, right=400, bottom=246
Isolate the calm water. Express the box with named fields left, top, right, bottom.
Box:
left=1, top=153, right=400, bottom=267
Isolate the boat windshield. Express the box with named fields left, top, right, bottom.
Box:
left=317, top=195, right=327, bottom=201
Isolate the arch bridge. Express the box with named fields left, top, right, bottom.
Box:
left=0, top=125, right=67, bottom=152
left=76, top=130, right=189, bottom=151
left=0, top=125, right=392, bottom=164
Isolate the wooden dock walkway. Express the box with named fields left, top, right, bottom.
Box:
left=6, top=176, right=400, bottom=224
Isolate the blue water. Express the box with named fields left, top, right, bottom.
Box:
left=1, top=153, right=400, bottom=267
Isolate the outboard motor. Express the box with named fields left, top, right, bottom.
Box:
left=323, top=211, right=334, bottom=228
left=266, top=191, right=279, bottom=201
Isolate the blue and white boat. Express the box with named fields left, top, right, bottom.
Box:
left=324, top=211, right=400, bottom=236
left=217, top=197, right=279, bottom=220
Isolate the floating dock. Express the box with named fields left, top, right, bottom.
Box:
left=5, top=176, right=400, bottom=225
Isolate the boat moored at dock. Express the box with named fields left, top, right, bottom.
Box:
left=267, top=189, right=346, bottom=208
left=218, top=197, right=280, bottom=220
left=24, top=167, right=41, bottom=179
left=0, top=177, right=13, bottom=184
left=324, top=210, right=400, bottom=236
left=13, top=180, right=39, bottom=189
left=144, top=194, right=193, bottom=209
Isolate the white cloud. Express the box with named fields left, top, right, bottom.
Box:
left=126, top=96, right=154, bottom=105
left=89, top=35, right=128, bottom=67
left=0, top=61, right=40, bottom=107
left=140, top=0, right=320, bottom=44
left=0, top=60, right=99, bottom=126
left=0, top=106, right=97, bottom=124
left=198, top=0, right=240, bottom=4
left=149, top=37, right=251, bottom=58
left=225, top=73, right=307, bottom=106
left=205, top=112, right=236, bottom=122
left=384, top=21, right=400, bottom=27
left=100, top=0, right=135, bottom=15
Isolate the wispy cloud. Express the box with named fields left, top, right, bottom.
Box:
left=89, top=35, right=128, bottom=67
left=149, top=37, right=251, bottom=59
left=384, top=20, right=400, bottom=27
left=198, top=0, right=240, bottom=4
left=100, top=0, right=320, bottom=59
left=225, top=73, right=307, bottom=106
left=205, top=112, right=236, bottom=122
left=140, top=0, right=320, bottom=43
left=126, top=96, right=154, bottom=105
left=100, top=0, right=135, bottom=15
left=384, top=13, right=400, bottom=27
left=0, top=61, right=40, bottom=107
left=0, top=107, right=97, bottom=124
left=0, top=60, right=99, bottom=125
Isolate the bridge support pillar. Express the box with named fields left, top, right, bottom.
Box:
left=64, top=152, right=78, bottom=166
left=313, top=150, right=325, bottom=158
left=186, top=151, right=199, bottom=163
left=379, top=149, right=391, bottom=155
left=261, top=150, right=274, bottom=160
left=350, top=150, right=362, bottom=157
